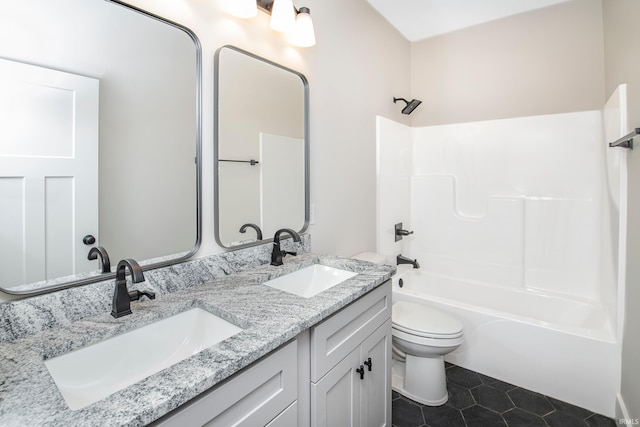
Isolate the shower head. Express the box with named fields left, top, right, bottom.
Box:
left=393, top=97, right=422, bottom=115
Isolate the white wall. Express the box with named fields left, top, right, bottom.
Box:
left=120, top=0, right=410, bottom=258
left=375, top=116, right=412, bottom=262
left=603, top=0, right=640, bottom=420
left=377, top=111, right=621, bottom=416
left=379, top=111, right=613, bottom=303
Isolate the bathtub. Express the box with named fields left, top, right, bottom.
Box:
left=392, top=268, right=618, bottom=417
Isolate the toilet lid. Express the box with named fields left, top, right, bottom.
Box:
left=392, top=301, right=463, bottom=338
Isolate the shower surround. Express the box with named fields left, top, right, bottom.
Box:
left=376, top=97, right=628, bottom=417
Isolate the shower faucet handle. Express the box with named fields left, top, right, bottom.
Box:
left=395, top=222, right=414, bottom=242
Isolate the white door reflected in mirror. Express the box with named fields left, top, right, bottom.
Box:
left=0, top=59, right=98, bottom=287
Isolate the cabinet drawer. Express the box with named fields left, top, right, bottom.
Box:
left=154, top=340, right=297, bottom=427
left=310, top=281, right=391, bottom=382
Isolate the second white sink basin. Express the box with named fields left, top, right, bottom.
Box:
left=265, top=264, right=357, bottom=298
left=45, top=307, right=243, bottom=410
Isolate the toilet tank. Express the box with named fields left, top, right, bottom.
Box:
left=352, top=252, right=388, bottom=265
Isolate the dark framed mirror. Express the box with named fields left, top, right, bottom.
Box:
left=214, top=45, right=309, bottom=248
left=0, top=0, right=202, bottom=296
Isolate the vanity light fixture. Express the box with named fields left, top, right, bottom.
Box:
left=270, top=0, right=296, bottom=32
left=289, top=7, right=316, bottom=47
left=232, top=0, right=316, bottom=47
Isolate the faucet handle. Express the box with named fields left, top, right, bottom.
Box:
left=140, top=290, right=156, bottom=300
left=394, top=222, right=414, bottom=242
left=128, top=289, right=156, bottom=302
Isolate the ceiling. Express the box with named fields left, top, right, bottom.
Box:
left=366, top=0, right=571, bottom=42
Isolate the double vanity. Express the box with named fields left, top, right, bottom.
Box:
left=0, top=241, right=394, bottom=426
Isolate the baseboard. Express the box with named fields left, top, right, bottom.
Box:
left=616, top=393, right=630, bottom=422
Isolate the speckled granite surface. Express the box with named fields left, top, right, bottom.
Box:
left=0, top=239, right=394, bottom=427
left=0, top=236, right=310, bottom=343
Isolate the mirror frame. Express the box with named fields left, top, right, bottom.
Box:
left=1, top=0, right=202, bottom=297
left=213, top=45, right=310, bottom=249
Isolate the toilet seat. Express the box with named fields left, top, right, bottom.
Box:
left=392, top=327, right=464, bottom=348
left=393, top=324, right=463, bottom=340
left=392, top=301, right=463, bottom=339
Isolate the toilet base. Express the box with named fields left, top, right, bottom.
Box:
left=391, top=356, right=448, bottom=406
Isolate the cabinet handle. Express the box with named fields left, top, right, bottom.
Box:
left=364, top=358, right=372, bottom=371
left=356, top=365, right=365, bottom=380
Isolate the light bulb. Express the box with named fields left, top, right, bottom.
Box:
left=270, top=0, right=296, bottom=32
left=289, top=7, right=316, bottom=47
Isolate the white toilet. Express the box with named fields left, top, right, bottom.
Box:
left=351, top=252, right=464, bottom=406
left=391, top=301, right=463, bottom=406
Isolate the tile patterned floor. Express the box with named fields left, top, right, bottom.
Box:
left=392, top=364, right=617, bottom=427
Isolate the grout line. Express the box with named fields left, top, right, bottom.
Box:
left=505, top=388, right=517, bottom=411
left=541, top=394, right=557, bottom=417
left=460, top=410, right=469, bottom=427
left=394, top=364, right=617, bottom=427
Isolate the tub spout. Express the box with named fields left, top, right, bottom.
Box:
left=397, top=254, right=420, bottom=269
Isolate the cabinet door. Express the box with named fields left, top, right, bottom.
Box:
left=311, top=283, right=391, bottom=382
left=360, top=319, right=392, bottom=427
left=311, top=348, right=362, bottom=427
left=153, top=341, right=297, bottom=427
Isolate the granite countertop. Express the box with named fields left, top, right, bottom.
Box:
left=0, top=253, right=394, bottom=427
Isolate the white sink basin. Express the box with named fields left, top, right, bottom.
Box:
left=45, top=307, right=243, bottom=410
left=265, top=264, right=358, bottom=298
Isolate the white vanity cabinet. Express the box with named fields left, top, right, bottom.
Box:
left=153, top=340, right=298, bottom=427
left=152, top=281, right=391, bottom=427
left=310, top=282, right=392, bottom=427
